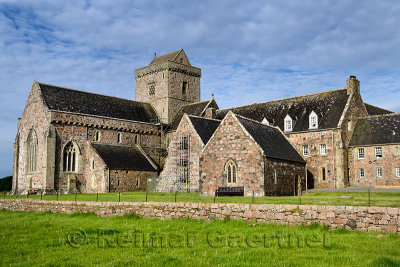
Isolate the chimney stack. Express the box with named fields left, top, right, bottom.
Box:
left=346, top=75, right=360, bottom=95
left=205, top=107, right=216, bottom=119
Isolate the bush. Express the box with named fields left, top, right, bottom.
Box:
left=0, top=176, right=12, bottom=192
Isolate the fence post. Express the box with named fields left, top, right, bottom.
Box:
left=252, top=191, right=255, bottom=204
left=175, top=191, right=177, bottom=202
left=40, top=191, right=43, bottom=201
left=27, top=191, right=29, bottom=199
left=368, top=189, right=371, bottom=207
left=3, top=191, right=5, bottom=199
left=214, top=192, right=216, bottom=203
left=146, top=190, right=148, bottom=202
left=96, top=192, right=98, bottom=202
left=57, top=192, right=59, bottom=201
left=119, top=191, right=121, bottom=202
left=75, top=192, right=77, bottom=202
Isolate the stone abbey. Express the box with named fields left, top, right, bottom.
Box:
left=12, top=49, right=400, bottom=195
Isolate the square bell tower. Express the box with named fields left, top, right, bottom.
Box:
left=134, top=49, right=201, bottom=124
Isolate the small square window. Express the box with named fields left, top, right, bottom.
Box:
left=303, top=145, right=309, bottom=156
left=376, top=167, right=382, bottom=178
left=375, top=147, right=382, bottom=158
left=358, top=148, right=365, bottom=159
left=360, top=168, right=365, bottom=178
left=320, top=144, right=326, bottom=155
left=396, top=168, right=400, bottom=178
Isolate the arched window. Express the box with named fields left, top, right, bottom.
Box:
left=225, top=160, right=237, bottom=185
left=95, top=131, right=101, bottom=142
left=27, top=129, right=38, bottom=173
left=309, top=111, right=318, bottom=129
left=63, top=142, right=79, bottom=172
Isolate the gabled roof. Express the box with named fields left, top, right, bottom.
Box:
left=169, top=99, right=219, bottom=130
left=364, top=103, right=393, bottom=116
left=235, top=115, right=305, bottom=163
left=150, top=49, right=189, bottom=65
left=217, top=89, right=349, bottom=132
left=92, top=143, right=157, bottom=171
left=349, top=113, right=400, bottom=147
left=188, top=115, right=221, bottom=145
left=38, top=82, right=158, bottom=123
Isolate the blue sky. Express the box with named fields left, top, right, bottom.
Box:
left=1, top=0, right=400, bottom=177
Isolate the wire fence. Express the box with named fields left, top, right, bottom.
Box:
left=1, top=189, right=400, bottom=207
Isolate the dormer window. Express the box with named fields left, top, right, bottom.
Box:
left=262, top=118, right=270, bottom=125
left=284, top=115, right=293, bottom=132
left=309, top=111, right=318, bottom=129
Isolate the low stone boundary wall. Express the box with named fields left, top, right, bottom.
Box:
left=1, top=199, right=399, bottom=233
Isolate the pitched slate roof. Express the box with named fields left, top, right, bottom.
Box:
left=235, top=115, right=305, bottom=163
left=188, top=115, right=221, bottom=144
left=92, top=143, right=157, bottom=171
left=217, top=89, right=349, bottom=132
left=169, top=99, right=219, bottom=130
left=349, top=114, right=400, bottom=146
left=364, top=103, right=393, bottom=116
left=150, top=49, right=182, bottom=65
left=38, top=83, right=158, bottom=123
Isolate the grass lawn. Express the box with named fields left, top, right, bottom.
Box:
left=0, top=210, right=399, bottom=266
left=3, top=191, right=400, bottom=207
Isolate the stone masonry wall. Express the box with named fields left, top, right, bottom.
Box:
left=109, top=169, right=158, bottom=192
left=200, top=113, right=265, bottom=196
left=1, top=199, right=399, bottom=234
left=15, top=82, right=52, bottom=193
left=287, top=130, right=338, bottom=189
left=157, top=115, right=203, bottom=192
left=264, top=158, right=306, bottom=196
left=349, top=144, right=400, bottom=187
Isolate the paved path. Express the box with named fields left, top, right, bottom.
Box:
left=306, top=186, right=400, bottom=193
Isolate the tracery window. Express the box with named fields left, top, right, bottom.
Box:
left=225, top=160, right=237, bottom=185
left=63, top=142, right=78, bottom=172
left=27, top=130, right=38, bottom=173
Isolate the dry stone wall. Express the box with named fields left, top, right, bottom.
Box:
left=1, top=199, right=399, bottom=234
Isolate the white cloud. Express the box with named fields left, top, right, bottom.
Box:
left=0, top=0, right=400, bottom=176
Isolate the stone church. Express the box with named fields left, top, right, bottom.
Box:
left=12, top=49, right=400, bottom=195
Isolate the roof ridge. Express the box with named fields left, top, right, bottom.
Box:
left=364, top=103, right=393, bottom=112
left=38, top=82, right=149, bottom=105
left=187, top=114, right=221, bottom=122
left=172, top=48, right=184, bottom=61
left=362, top=112, right=400, bottom=119
left=218, top=88, right=346, bottom=111
left=235, top=113, right=278, bottom=130
left=91, top=142, right=138, bottom=148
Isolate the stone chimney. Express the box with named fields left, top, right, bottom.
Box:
left=205, top=107, right=216, bottom=119
left=346, top=75, right=360, bottom=95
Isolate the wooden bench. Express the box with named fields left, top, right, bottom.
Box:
left=216, top=186, right=244, bottom=197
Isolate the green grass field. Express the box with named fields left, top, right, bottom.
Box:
left=0, top=210, right=399, bottom=266
left=3, top=191, right=400, bottom=207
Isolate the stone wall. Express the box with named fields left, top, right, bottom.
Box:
left=109, top=169, right=158, bottom=192
left=200, top=113, right=265, bottom=196
left=157, top=114, right=203, bottom=192
left=264, top=158, right=306, bottom=196
left=349, top=144, right=400, bottom=187
left=1, top=199, right=399, bottom=234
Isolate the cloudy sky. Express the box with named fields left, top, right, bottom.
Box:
left=1, top=0, right=400, bottom=177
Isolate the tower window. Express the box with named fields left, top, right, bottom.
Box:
left=117, top=133, right=122, bottom=143
left=182, top=82, right=188, bottom=97
left=95, top=131, right=101, bottom=142
left=149, top=83, right=155, bottom=96
left=321, top=167, right=326, bottom=181
left=134, top=135, right=139, bottom=145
